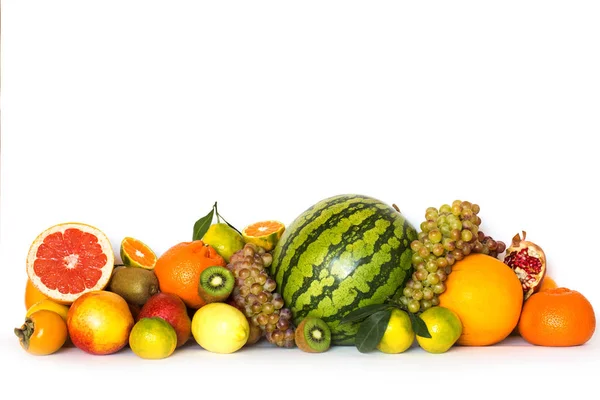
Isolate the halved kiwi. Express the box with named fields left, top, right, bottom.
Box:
left=198, top=266, right=235, bottom=303
left=294, top=317, right=331, bottom=353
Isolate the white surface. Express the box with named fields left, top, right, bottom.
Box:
left=1, top=1, right=599, bottom=398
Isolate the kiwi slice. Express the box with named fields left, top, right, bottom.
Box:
left=294, top=317, right=331, bottom=353
left=198, top=266, right=235, bottom=303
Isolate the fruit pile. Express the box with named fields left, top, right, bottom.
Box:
left=15, top=196, right=596, bottom=358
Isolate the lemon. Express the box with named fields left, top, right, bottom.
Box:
left=416, top=306, right=463, bottom=354
left=202, top=223, right=245, bottom=263
left=129, top=317, right=177, bottom=359
left=377, top=309, right=415, bottom=354
left=26, top=299, right=70, bottom=322
left=191, top=303, right=249, bottom=354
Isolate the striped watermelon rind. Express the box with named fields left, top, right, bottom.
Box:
left=271, top=194, right=417, bottom=345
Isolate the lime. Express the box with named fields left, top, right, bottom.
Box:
left=191, top=303, right=249, bottom=354
left=416, top=306, right=463, bottom=354
left=120, top=237, right=157, bottom=270
left=241, top=220, right=285, bottom=252
left=129, top=317, right=177, bottom=359
left=377, top=309, right=415, bottom=354
left=202, top=223, right=245, bottom=263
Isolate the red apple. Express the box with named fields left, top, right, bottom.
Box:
left=67, top=291, right=134, bottom=355
left=137, top=292, right=191, bottom=348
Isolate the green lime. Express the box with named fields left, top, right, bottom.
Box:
left=377, top=308, right=415, bottom=354
left=202, top=223, right=245, bottom=263
left=416, top=306, right=463, bottom=354
left=129, top=317, right=177, bottom=359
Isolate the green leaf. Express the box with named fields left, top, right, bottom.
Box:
left=355, top=309, right=392, bottom=353
left=409, top=312, right=432, bottom=339
left=339, top=303, right=394, bottom=325
left=192, top=203, right=215, bottom=241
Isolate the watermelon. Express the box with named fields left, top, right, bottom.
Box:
left=271, top=194, right=417, bottom=345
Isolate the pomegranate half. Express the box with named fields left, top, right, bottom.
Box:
left=503, top=231, right=547, bottom=300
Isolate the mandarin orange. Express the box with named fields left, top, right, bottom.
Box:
left=518, top=288, right=595, bottom=347
left=25, top=279, right=48, bottom=310
left=538, top=276, right=558, bottom=292
left=153, top=241, right=226, bottom=309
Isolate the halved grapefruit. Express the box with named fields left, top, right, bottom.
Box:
left=26, top=222, right=115, bottom=304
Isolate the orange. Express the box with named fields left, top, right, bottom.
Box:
left=120, top=236, right=157, bottom=270
left=26, top=222, right=115, bottom=304
left=153, top=241, right=227, bottom=309
left=538, top=276, right=558, bottom=292
left=25, top=279, right=48, bottom=310
left=518, top=288, right=595, bottom=347
left=439, top=253, right=523, bottom=346
left=242, top=220, right=285, bottom=252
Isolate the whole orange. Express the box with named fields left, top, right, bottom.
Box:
left=439, top=253, right=523, bottom=346
left=67, top=290, right=134, bottom=355
left=518, top=287, right=595, bottom=347
left=538, top=276, right=558, bottom=292
left=25, top=279, right=48, bottom=310
left=153, top=241, right=227, bottom=309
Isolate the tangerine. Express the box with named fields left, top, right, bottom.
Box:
left=439, top=254, right=523, bottom=346
left=25, top=279, right=48, bottom=310
left=153, top=241, right=226, bottom=309
left=242, top=220, right=285, bottom=252
left=518, top=287, right=595, bottom=347
left=538, top=276, right=558, bottom=292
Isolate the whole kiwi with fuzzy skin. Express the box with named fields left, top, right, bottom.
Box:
left=294, top=317, right=331, bottom=353
left=108, top=266, right=159, bottom=306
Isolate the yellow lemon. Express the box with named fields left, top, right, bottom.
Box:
left=129, top=317, right=177, bottom=359
left=202, top=223, right=245, bottom=263
left=26, top=299, right=69, bottom=322
left=192, top=303, right=249, bottom=354
left=416, top=306, right=463, bottom=354
left=377, top=309, right=415, bottom=354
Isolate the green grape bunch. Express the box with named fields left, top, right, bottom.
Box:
left=398, top=200, right=506, bottom=314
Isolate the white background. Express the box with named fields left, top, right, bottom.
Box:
left=2, top=1, right=599, bottom=398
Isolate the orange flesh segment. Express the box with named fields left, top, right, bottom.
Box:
left=123, top=238, right=156, bottom=266
left=244, top=221, right=283, bottom=237
left=33, top=229, right=107, bottom=295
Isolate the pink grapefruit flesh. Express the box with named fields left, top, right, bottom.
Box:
left=26, top=222, right=115, bottom=304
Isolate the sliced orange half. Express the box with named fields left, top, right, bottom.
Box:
left=120, top=237, right=157, bottom=270
left=241, top=220, right=285, bottom=252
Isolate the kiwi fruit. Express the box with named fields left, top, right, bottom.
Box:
left=294, top=317, right=331, bottom=353
left=108, top=266, right=159, bottom=306
left=198, top=266, right=235, bottom=303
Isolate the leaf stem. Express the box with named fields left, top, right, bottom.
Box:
left=214, top=202, right=221, bottom=223
left=218, top=212, right=242, bottom=235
